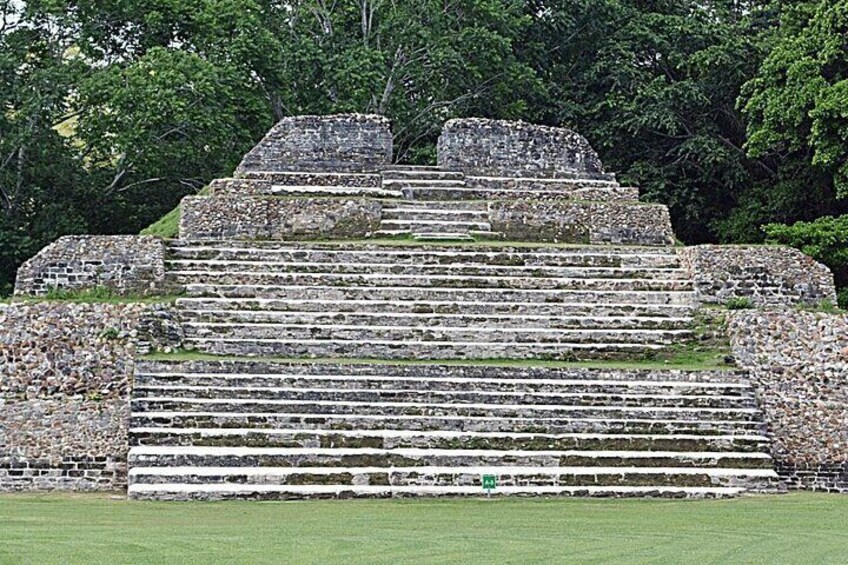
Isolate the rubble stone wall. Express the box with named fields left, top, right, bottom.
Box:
left=681, top=245, right=837, bottom=307
left=14, top=235, right=167, bottom=297
left=728, top=310, right=848, bottom=492
left=0, top=302, right=147, bottom=492
left=488, top=200, right=675, bottom=246
left=235, top=114, right=392, bottom=174
left=180, top=196, right=382, bottom=240
left=437, top=118, right=613, bottom=180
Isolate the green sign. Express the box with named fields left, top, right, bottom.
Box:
left=482, top=475, right=497, bottom=490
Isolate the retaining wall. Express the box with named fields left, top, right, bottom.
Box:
left=488, top=200, right=675, bottom=246
left=14, top=235, right=167, bottom=297
left=681, top=245, right=837, bottom=307
left=729, top=310, right=848, bottom=492
left=0, top=302, right=147, bottom=492
left=180, top=196, right=382, bottom=240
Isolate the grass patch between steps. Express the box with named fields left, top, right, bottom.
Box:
left=0, top=492, right=845, bottom=564
left=8, top=287, right=182, bottom=305
left=140, top=345, right=735, bottom=371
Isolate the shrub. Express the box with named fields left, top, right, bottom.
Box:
left=725, top=297, right=754, bottom=310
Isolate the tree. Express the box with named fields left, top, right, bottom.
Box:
left=742, top=1, right=848, bottom=199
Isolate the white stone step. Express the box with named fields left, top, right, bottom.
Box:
left=133, top=397, right=759, bottom=415
left=380, top=219, right=491, bottom=229
left=130, top=427, right=770, bottom=443
left=128, top=483, right=746, bottom=498
left=267, top=185, right=402, bottom=197
left=128, top=445, right=772, bottom=462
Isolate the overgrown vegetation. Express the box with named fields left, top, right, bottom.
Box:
left=764, top=215, right=848, bottom=308
left=2, top=1, right=847, bottom=296
left=12, top=287, right=180, bottom=304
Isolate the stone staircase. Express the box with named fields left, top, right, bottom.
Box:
left=127, top=360, right=780, bottom=500
left=375, top=201, right=496, bottom=240
left=165, top=241, right=696, bottom=360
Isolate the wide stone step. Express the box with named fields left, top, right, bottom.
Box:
left=128, top=482, right=747, bottom=500
left=379, top=219, right=492, bottom=232
left=166, top=259, right=690, bottom=280
left=133, top=385, right=753, bottom=410
left=182, top=284, right=696, bottom=305
left=381, top=170, right=465, bottom=181
left=129, top=427, right=770, bottom=453
left=181, top=322, right=692, bottom=345
left=170, top=271, right=694, bottom=292
left=134, top=371, right=748, bottom=396
left=135, top=361, right=747, bottom=383
left=383, top=179, right=467, bottom=189
left=128, top=465, right=778, bottom=491
left=238, top=171, right=382, bottom=187
left=176, top=310, right=692, bottom=331
left=402, top=186, right=638, bottom=201
left=131, top=412, right=765, bottom=436
left=267, top=185, right=402, bottom=198
left=167, top=244, right=683, bottom=268
left=173, top=297, right=695, bottom=318
left=382, top=207, right=487, bottom=221
left=127, top=446, right=775, bottom=470
left=131, top=397, right=760, bottom=421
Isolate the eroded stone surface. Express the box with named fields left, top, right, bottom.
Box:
left=235, top=114, right=392, bottom=174
left=14, top=235, right=166, bottom=297
left=729, top=310, right=848, bottom=491
left=680, top=245, right=837, bottom=307
left=437, top=118, right=612, bottom=179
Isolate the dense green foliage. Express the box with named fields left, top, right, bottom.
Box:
left=2, top=493, right=848, bottom=563
left=764, top=215, right=848, bottom=307
left=2, top=0, right=846, bottom=294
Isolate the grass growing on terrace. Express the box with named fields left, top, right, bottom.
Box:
left=0, top=493, right=845, bottom=564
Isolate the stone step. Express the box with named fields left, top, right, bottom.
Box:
left=166, top=259, right=690, bottom=280
left=167, top=243, right=684, bottom=268
left=268, top=185, right=402, bottom=198
left=129, top=427, right=770, bottom=453
left=380, top=218, right=492, bottom=230
left=181, top=284, right=696, bottom=305
left=383, top=179, right=467, bottom=189
left=173, top=297, right=696, bottom=318
left=176, top=310, right=693, bottom=331
left=412, top=233, right=477, bottom=241
left=134, top=361, right=745, bottom=384
left=131, top=412, right=765, bottom=436
left=131, top=397, right=760, bottom=421
left=134, top=371, right=749, bottom=396
left=171, top=272, right=695, bottom=292
left=127, top=446, right=774, bottom=470
left=237, top=171, right=382, bottom=187
left=382, top=170, right=465, bottom=181
left=402, top=185, right=639, bottom=202
left=181, top=322, right=693, bottom=345
left=128, top=465, right=779, bottom=491
left=180, top=337, right=673, bottom=360
left=381, top=209, right=488, bottom=222
left=128, top=482, right=748, bottom=500
left=133, top=385, right=752, bottom=409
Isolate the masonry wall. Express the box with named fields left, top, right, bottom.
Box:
left=14, top=235, right=167, bottom=297
left=680, top=245, right=837, bottom=307
left=488, top=200, right=675, bottom=246
left=235, top=114, right=392, bottom=174
left=180, top=196, right=382, bottom=240
left=728, top=310, right=848, bottom=492
left=437, top=118, right=613, bottom=179
left=0, top=302, right=147, bottom=492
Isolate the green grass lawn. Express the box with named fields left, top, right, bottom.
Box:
left=1, top=493, right=846, bottom=564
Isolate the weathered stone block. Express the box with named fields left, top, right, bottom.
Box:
left=235, top=114, right=392, bottom=174
left=14, top=235, right=167, bottom=297
left=179, top=196, right=382, bottom=240
left=437, top=118, right=613, bottom=180
left=487, top=200, right=674, bottom=246
left=680, top=245, right=837, bottom=306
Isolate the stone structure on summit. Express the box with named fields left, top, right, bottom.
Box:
left=2, top=113, right=846, bottom=496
